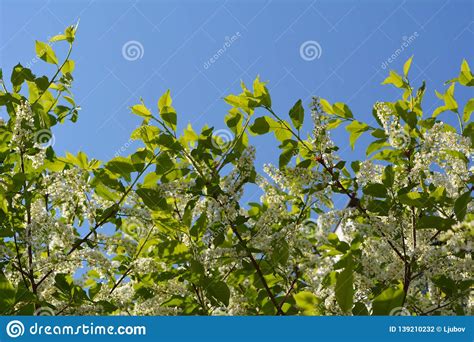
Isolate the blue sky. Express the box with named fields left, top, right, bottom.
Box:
left=1, top=0, right=473, bottom=208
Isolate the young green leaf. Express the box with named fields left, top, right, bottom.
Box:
left=458, top=59, right=474, bottom=86
left=288, top=99, right=304, bottom=130
left=35, top=40, right=59, bottom=65
left=463, top=99, right=474, bottom=122
left=382, top=70, right=405, bottom=88
left=346, top=120, right=369, bottom=149
left=403, top=55, right=413, bottom=77
left=131, top=104, right=152, bottom=120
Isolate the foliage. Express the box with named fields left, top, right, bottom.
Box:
left=0, top=28, right=472, bottom=316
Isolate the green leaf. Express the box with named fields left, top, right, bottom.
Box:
left=61, top=60, right=75, bottom=74
left=160, top=106, right=177, bottom=132
left=49, top=34, right=67, bottom=42
left=382, top=70, right=405, bottom=88
left=458, top=59, right=474, bottom=86
left=224, top=94, right=258, bottom=114
left=182, top=123, right=199, bottom=145
left=105, top=157, right=135, bottom=182
left=417, top=216, right=455, bottom=231
left=367, top=199, right=390, bottom=216
left=224, top=108, right=243, bottom=133
left=335, top=255, right=353, bottom=313
left=403, top=55, right=413, bottom=77
left=206, top=280, right=230, bottom=306
left=431, top=275, right=456, bottom=297
left=65, top=23, right=78, bottom=43
left=363, top=183, right=387, bottom=198
left=35, top=40, right=58, bottom=65
left=157, top=90, right=177, bottom=131
left=463, top=122, right=474, bottom=146
left=352, top=302, right=369, bottom=316
left=11, top=63, right=35, bottom=93
left=250, top=116, right=274, bottom=135
left=454, top=191, right=472, bottom=221
left=346, top=120, right=369, bottom=149
left=294, top=291, right=319, bottom=315
left=326, top=118, right=343, bottom=130
left=271, top=239, right=289, bottom=265
left=136, top=188, right=169, bottom=211
left=54, top=273, right=73, bottom=294
left=463, top=99, right=474, bottom=122
left=0, top=271, right=15, bottom=310
left=366, top=138, right=388, bottom=156
left=158, top=89, right=172, bottom=111
left=398, top=192, right=427, bottom=207
left=274, top=120, right=293, bottom=142
left=433, top=83, right=458, bottom=117
left=131, top=104, right=152, bottom=119
left=279, top=147, right=296, bottom=168
left=253, top=76, right=271, bottom=107
left=131, top=125, right=160, bottom=147
left=382, top=165, right=395, bottom=187
left=288, top=99, right=304, bottom=130
left=333, top=102, right=353, bottom=119
left=443, top=83, right=458, bottom=110
left=89, top=282, right=102, bottom=300
left=372, top=284, right=405, bottom=315
left=429, top=186, right=447, bottom=202
left=319, top=98, right=334, bottom=114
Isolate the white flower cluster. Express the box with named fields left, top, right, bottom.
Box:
left=355, top=160, right=384, bottom=187
left=12, top=101, right=35, bottom=150
left=43, top=167, right=96, bottom=223
left=374, top=102, right=408, bottom=149
left=310, top=97, right=338, bottom=164
left=410, top=122, right=472, bottom=197
left=263, top=163, right=329, bottom=197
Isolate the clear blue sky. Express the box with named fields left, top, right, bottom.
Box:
left=1, top=0, right=473, bottom=208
